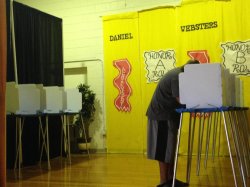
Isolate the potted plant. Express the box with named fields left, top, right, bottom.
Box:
left=75, top=83, right=96, bottom=151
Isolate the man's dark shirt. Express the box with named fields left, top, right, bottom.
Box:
left=146, top=67, right=183, bottom=123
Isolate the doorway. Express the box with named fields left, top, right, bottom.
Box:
left=64, top=67, right=87, bottom=89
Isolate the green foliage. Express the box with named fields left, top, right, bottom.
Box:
left=77, top=83, right=96, bottom=124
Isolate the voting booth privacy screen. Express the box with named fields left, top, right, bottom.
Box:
left=103, top=0, right=250, bottom=154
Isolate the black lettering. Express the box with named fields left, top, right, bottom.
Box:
left=147, top=52, right=152, bottom=59
left=158, top=70, right=165, bottom=77
left=204, top=23, right=208, bottom=29
left=195, top=24, right=200, bottom=30
left=150, top=52, right=173, bottom=60
left=155, top=60, right=166, bottom=70
left=117, top=34, right=122, bottom=40
left=236, top=51, right=246, bottom=64
left=165, top=51, right=172, bottom=59
left=209, top=22, right=213, bottom=28
left=180, top=26, right=186, bottom=32
left=125, top=34, right=129, bottom=39
left=232, top=64, right=250, bottom=74
left=200, top=23, right=205, bottom=29
left=109, top=33, right=133, bottom=42
left=240, top=65, right=247, bottom=72
left=246, top=44, right=250, bottom=54
left=152, top=71, right=158, bottom=77
left=213, top=21, right=218, bottom=28
left=239, top=44, right=246, bottom=52
left=180, top=21, right=218, bottom=32
left=205, top=23, right=210, bottom=29
left=148, top=52, right=157, bottom=59
left=159, top=53, right=165, bottom=59
left=210, top=22, right=214, bottom=28
left=232, top=64, right=239, bottom=73
left=129, top=33, right=133, bottom=39
left=191, top=24, right=195, bottom=31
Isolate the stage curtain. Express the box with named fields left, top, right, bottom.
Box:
left=10, top=1, right=63, bottom=86
left=0, top=0, right=7, bottom=186
left=6, top=2, right=64, bottom=168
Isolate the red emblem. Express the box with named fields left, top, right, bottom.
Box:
left=113, top=59, right=132, bottom=112
left=187, top=50, right=210, bottom=63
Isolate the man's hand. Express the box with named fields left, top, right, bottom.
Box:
left=176, top=97, right=180, bottom=103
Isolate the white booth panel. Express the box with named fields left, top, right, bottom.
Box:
left=6, top=82, right=19, bottom=114
left=39, top=86, right=63, bottom=113
left=179, top=63, right=224, bottom=108
left=6, top=82, right=40, bottom=114
left=62, top=88, right=82, bottom=113
left=235, top=77, right=243, bottom=107
left=179, top=63, right=243, bottom=108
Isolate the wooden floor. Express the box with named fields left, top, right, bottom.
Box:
left=6, top=153, right=249, bottom=187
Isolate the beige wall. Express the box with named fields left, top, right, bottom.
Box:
left=14, top=0, right=181, bottom=150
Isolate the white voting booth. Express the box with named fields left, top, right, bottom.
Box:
left=173, top=63, right=248, bottom=187
left=6, top=83, right=82, bottom=114
left=6, top=82, right=84, bottom=176
left=179, top=63, right=243, bottom=108
left=61, top=88, right=82, bottom=113
left=6, top=82, right=40, bottom=114
left=36, top=85, right=63, bottom=113
left=61, top=88, right=83, bottom=163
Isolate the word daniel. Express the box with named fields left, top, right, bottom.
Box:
left=181, top=21, right=218, bottom=32
left=110, top=33, right=133, bottom=41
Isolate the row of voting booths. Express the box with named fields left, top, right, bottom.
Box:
left=5, top=1, right=65, bottom=171
left=174, top=63, right=249, bottom=187
left=6, top=82, right=83, bottom=176
left=6, top=82, right=82, bottom=114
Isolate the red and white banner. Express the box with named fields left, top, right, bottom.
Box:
left=113, top=59, right=132, bottom=112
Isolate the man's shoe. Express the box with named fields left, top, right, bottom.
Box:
left=168, top=179, right=189, bottom=187
left=156, top=182, right=170, bottom=187
left=157, top=179, right=188, bottom=187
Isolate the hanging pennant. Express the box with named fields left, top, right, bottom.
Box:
left=113, top=59, right=132, bottom=112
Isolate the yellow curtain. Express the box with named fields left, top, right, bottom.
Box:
left=103, top=0, right=250, bottom=154
left=175, top=1, right=223, bottom=63
left=103, top=13, right=144, bottom=153
left=0, top=0, right=7, bottom=186
left=139, top=7, right=178, bottom=151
